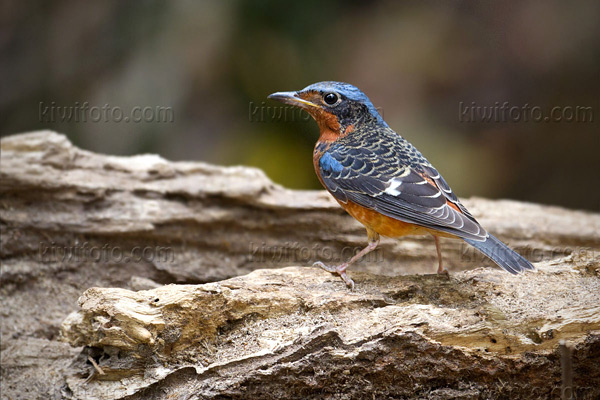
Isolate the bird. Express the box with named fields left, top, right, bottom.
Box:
left=268, top=81, right=534, bottom=289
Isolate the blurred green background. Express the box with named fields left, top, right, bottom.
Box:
left=1, top=0, right=598, bottom=211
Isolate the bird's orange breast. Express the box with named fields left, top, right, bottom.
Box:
left=338, top=199, right=458, bottom=239
left=341, top=200, right=425, bottom=237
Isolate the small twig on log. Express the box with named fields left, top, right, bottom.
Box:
left=87, top=356, right=105, bottom=376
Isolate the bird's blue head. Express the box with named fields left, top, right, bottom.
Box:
left=268, top=81, right=387, bottom=139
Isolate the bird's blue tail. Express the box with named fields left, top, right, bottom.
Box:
left=464, top=234, right=534, bottom=274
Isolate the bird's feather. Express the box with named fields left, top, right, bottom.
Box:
left=317, top=128, right=487, bottom=241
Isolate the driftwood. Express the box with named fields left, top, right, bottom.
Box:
left=1, top=131, right=599, bottom=399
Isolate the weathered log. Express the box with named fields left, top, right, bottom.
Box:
left=60, top=262, right=600, bottom=400
left=1, top=131, right=599, bottom=399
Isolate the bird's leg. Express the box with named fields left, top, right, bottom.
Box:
left=433, top=235, right=448, bottom=275
left=314, top=230, right=380, bottom=290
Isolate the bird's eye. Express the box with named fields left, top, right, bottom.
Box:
left=323, top=92, right=340, bottom=106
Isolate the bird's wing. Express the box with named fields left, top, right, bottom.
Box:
left=318, top=144, right=487, bottom=241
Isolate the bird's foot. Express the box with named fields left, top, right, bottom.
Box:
left=436, top=266, right=450, bottom=278
left=313, top=261, right=355, bottom=290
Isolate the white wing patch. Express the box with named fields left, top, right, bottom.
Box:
left=383, top=168, right=411, bottom=196
left=384, top=178, right=403, bottom=196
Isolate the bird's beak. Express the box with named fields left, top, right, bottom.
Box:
left=267, top=91, right=318, bottom=110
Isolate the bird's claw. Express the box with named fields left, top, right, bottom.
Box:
left=312, top=261, right=355, bottom=290
left=436, top=267, right=450, bottom=280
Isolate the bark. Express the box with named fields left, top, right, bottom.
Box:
left=1, top=131, right=599, bottom=399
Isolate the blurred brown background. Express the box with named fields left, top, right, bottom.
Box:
left=1, top=0, right=598, bottom=211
